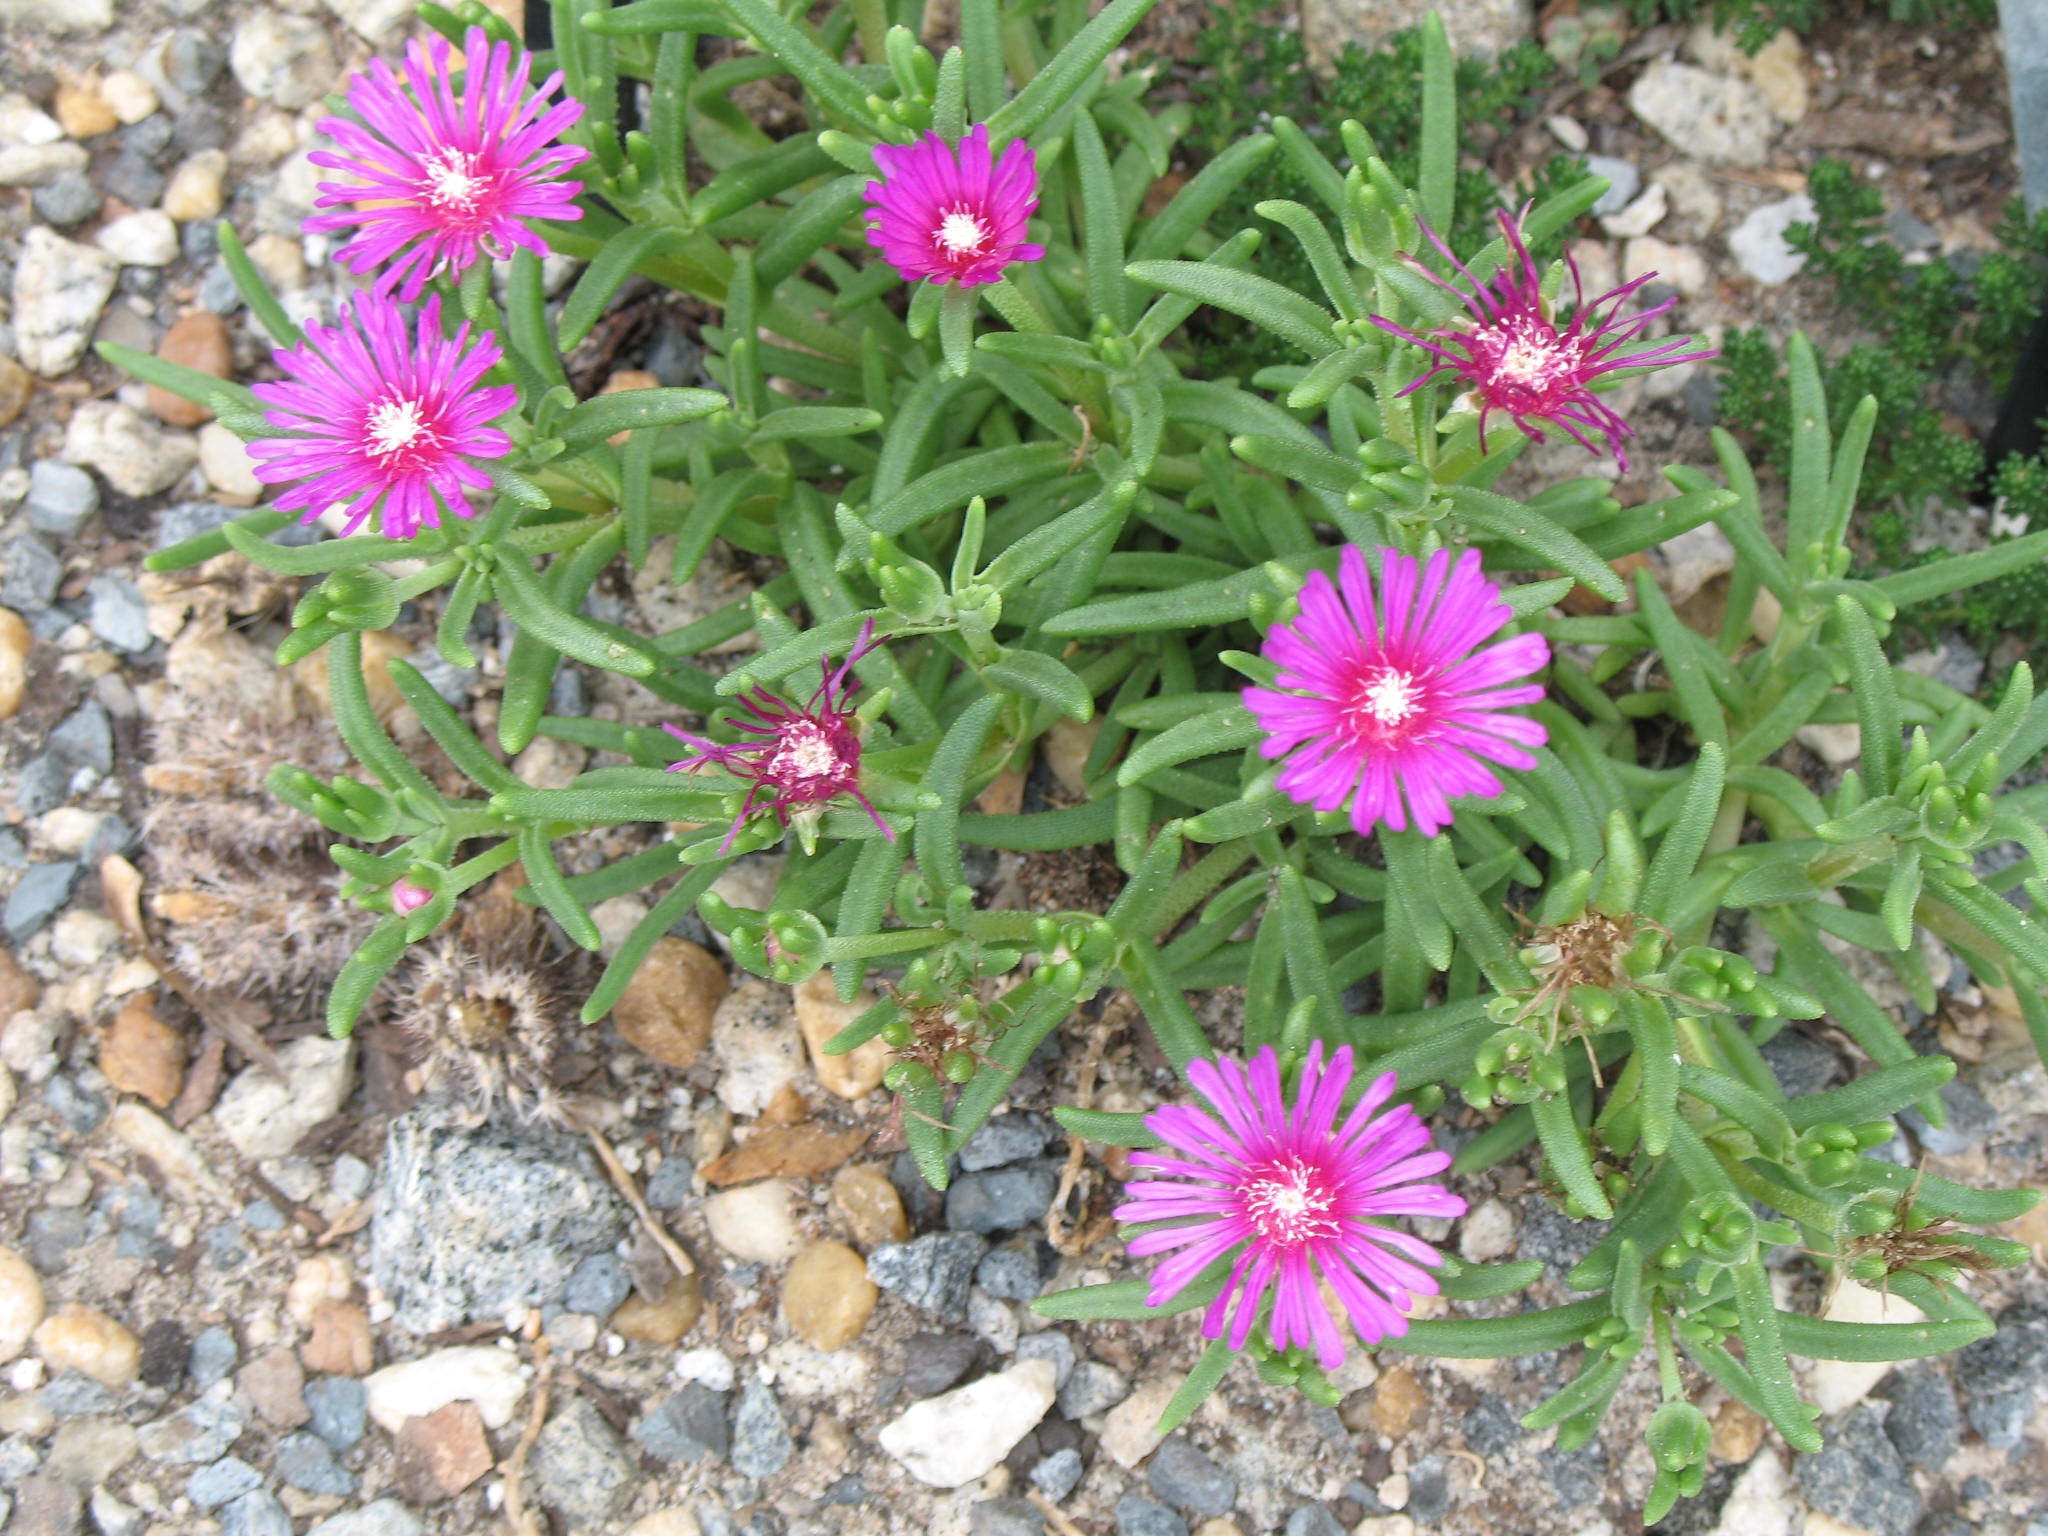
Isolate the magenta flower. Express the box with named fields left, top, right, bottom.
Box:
left=665, top=622, right=895, bottom=851
left=390, top=880, right=432, bottom=915
left=246, top=292, right=516, bottom=540
left=1243, top=546, right=1549, bottom=838
left=307, top=25, right=588, bottom=302
left=1373, top=207, right=1714, bottom=470
left=864, top=125, right=1046, bottom=287
left=1117, top=1043, right=1464, bottom=1369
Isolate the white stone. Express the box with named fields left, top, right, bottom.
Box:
left=1628, top=62, right=1775, bottom=167
left=229, top=14, right=338, bottom=110
left=50, top=910, right=120, bottom=969
left=968, top=1287, right=1019, bottom=1354
left=1747, top=30, right=1808, bottom=125
left=63, top=400, right=197, bottom=498
left=877, top=1357, right=1056, bottom=1487
left=711, top=978, right=805, bottom=1117
left=197, top=424, right=262, bottom=505
left=0, top=96, right=64, bottom=148
left=97, top=211, right=180, bottom=269
left=210, top=1036, right=355, bottom=1160
left=1601, top=183, right=1668, bottom=241
left=1355, top=1520, right=1416, bottom=1536
left=365, top=1348, right=526, bottom=1433
left=1801, top=1279, right=1924, bottom=1414
left=1796, top=722, right=1862, bottom=767
left=1711, top=1447, right=1795, bottom=1536
left=323, top=0, right=417, bottom=40
left=0, top=142, right=88, bottom=188
left=0, top=1246, right=45, bottom=1364
left=703, top=1179, right=805, bottom=1264
left=0, top=0, right=112, bottom=31
left=1660, top=522, right=1738, bottom=606
left=1456, top=1197, right=1517, bottom=1263
left=673, top=1347, right=737, bottom=1392
left=99, top=71, right=159, bottom=126
left=1656, top=163, right=1725, bottom=235
left=1099, top=1373, right=1181, bottom=1467
left=14, top=227, right=119, bottom=376
left=1730, top=195, right=1816, bottom=287
left=1622, top=237, right=1709, bottom=299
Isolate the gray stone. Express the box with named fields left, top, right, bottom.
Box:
left=1285, top=1507, right=1347, bottom=1536
left=27, top=1208, right=91, bottom=1270
left=1031, top=1445, right=1083, bottom=1502
left=187, top=1458, right=261, bottom=1511
left=13, top=228, right=120, bottom=377
left=305, top=1500, right=424, bottom=1536
left=970, top=1498, right=1046, bottom=1536
left=0, top=1433, right=38, bottom=1480
left=1682, top=369, right=1720, bottom=428
left=31, top=172, right=99, bottom=229
left=632, top=1384, right=729, bottom=1465
left=404, top=649, right=476, bottom=708
left=273, top=1432, right=355, bottom=1497
left=900, top=1331, right=980, bottom=1399
left=229, top=14, right=338, bottom=109
left=730, top=1377, right=793, bottom=1480
left=199, top=262, right=242, bottom=317
left=959, top=1112, right=1059, bottom=1171
left=303, top=1376, right=366, bottom=1452
left=188, top=1326, right=237, bottom=1392
left=137, top=1395, right=245, bottom=1464
left=370, top=1102, right=629, bottom=1333
left=9, top=1476, right=81, bottom=1536
left=1147, top=1436, right=1235, bottom=1518
left=39, top=1372, right=117, bottom=1419
left=563, top=1252, right=631, bottom=1319
left=869, top=1233, right=988, bottom=1322
left=165, top=30, right=228, bottom=94
left=13, top=756, right=66, bottom=818
left=155, top=501, right=242, bottom=550
left=220, top=1490, right=292, bottom=1536
left=1729, top=195, right=1816, bottom=287
left=1880, top=1364, right=1958, bottom=1469
left=0, top=831, right=22, bottom=869
left=645, top=1154, right=694, bottom=1211
left=86, top=577, right=151, bottom=654
left=1056, top=1361, right=1128, bottom=1420
left=977, top=1241, right=1048, bottom=1301
left=1114, top=1495, right=1189, bottom=1536
left=1955, top=1303, right=2048, bottom=1449
left=528, top=1398, right=634, bottom=1527
left=1794, top=1402, right=1921, bottom=1536
left=50, top=703, right=113, bottom=774
left=1759, top=1027, right=1840, bottom=1098
left=6, top=861, right=80, bottom=941
left=1015, top=1330, right=1075, bottom=1390
left=1300, top=0, right=1529, bottom=69
left=1883, top=208, right=1941, bottom=254
left=1407, top=1455, right=1451, bottom=1522
left=548, top=666, right=586, bottom=716
left=1900, top=1080, right=1997, bottom=1156
left=3, top=535, right=63, bottom=613
left=27, top=462, right=98, bottom=536
left=1586, top=156, right=1640, bottom=218
left=946, top=1164, right=1059, bottom=1234
left=98, top=155, right=165, bottom=213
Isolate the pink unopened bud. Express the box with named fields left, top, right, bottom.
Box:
left=390, top=879, right=432, bottom=915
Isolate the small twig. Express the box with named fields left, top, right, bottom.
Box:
left=1447, top=1447, right=1487, bottom=1489
left=582, top=1124, right=696, bottom=1278
left=499, top=1330, right=551, bottom=1536
left=1027, top=1489, right=1090, bottom=1536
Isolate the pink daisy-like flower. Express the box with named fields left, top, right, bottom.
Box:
left=1243, top=545, right=1549, bottom=838
left=1116, top=1043, right=1465, bottom=1370
left=1373, top=207, right=1714, bottom=470
left=864, top=125, right=1046, bottom=287
left=307, top=26, right=588, bottom=302
left=247, top=291, right=516, bottom=540
left=665, top=622, right=895, bottom=852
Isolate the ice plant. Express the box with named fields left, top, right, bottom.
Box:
left=864, top=125, right=1046, bottom=286
left=247, top=292, right=515, bottom=540
left=390, top=880, right=432, bottom=915
left=1244, top=545, right=1549, bottom=838
left=664, top=623, right=893, bottom=852
left=308, top=25, right=588, bottom=301
left=1117, top=1043, right=1465, bottom=1369
left=1373, top=207, right=1713, bottom=469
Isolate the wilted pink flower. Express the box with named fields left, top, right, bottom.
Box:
left=665, top=622, right=894, bottom=851
left=390, top=879, right=433, bottom=915
left=247, top=291, right=516, bottom=539
left=308, top=25, right=588, bottom=301
left=1373, top=207, right=1713, bottom=470
left=1117, top=1043, right=1465, bottom=1370
left=1243, top=546, right=1548, bottom=838
left=864, top=125, right=1046, bottom=287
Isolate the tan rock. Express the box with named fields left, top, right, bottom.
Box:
left=147, top=314, right=232, bottom=427
left=829, top=1163, right=910, bottom=1249
left=625, top=1514, right=701, bottom=1536
left=54, top=84, right=118, bottom=140
left=703, top=1178, right=805, bottom=1263
left=391, top=1401, right=493, bottom=1501
left=1711, top=1398, right=1766, bottom=1463
left=161, top=150, right=227, bottom=222
left=98, top=996, right=184, bottom=1109
left=1371, top=1363, right=1426, bottom=1440
left=0, top=353, right=31, bottom=428
left=245, top=231, right=307, bottom=292
left=611, top=1271, right=701, bottom=1345
left=1100, top=1374, right=1179, bottom=1467
left=33, top=1305, right=140, bottom=1389
left=700, top=1122, right=867, bottom=1186
left=0, top=607, right=30, bottom=721
left=795, top=972, right=890, bottom=1100
left=300, top=1301, right=374, bottom=1377
left=238, top=1347, right=310, bottom=1428
left=99, top=70, right=158, bottom=126
left=0, top=1246, right=46, bottom=1364
left=781, top=1241, right=877, bottom=1351
left=601, top=369, right=661, bottom=445
left=1042, top=717, right=1096, bottom=797
left=612, top=936, right=728, bottom=1068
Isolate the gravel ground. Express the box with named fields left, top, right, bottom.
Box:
left=0, top=4, right=2044, bottom=1536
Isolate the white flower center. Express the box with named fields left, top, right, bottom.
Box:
left=1494, top=324, right=1569, bottom=388
left=1243, top=1157, right=1338, bottom=1248
left=936, top=208, right=990, bottom=255
left=1361, top=669, right=1421, bottom=725
left=769, top=719, right=847, bottom=786
left=421, top=147, right=486, bottom=211
left=366, top=396, right=433, bottom=462
left=783, top=732, right=840, bottom=777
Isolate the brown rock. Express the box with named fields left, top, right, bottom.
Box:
left=238, top=1347, right=310, bottom=1428
left=392, top=1401, right=493, bottom=1501
left=300, top=1301, right=374, bottom=1377
left=32, top=1305, right=141, bottom=1390
left=700, top=1122, right=868, bottom=1186
left=613, top=937, right=729, bottom=1069
left=54, top=85, right=119, bottom=140
left=1557, top=551, right=1652, bottom=617
left=976, top=768, right=1025, bottom=816
left=0, top=607, right=30, bottom=722
left=0, top=353, right=31, bottom=429
left=611, top=1271, right=701, bottom=1345
left=1370, top=1363, right=1425, bottom=1440
left=0, top=948, right=41, bottom=1017
left=1710, top=1398, right=1766, bottom=1463
left=99, top=996, right=185, bottom=1109
left=11, top=1475, right=82, bottom=1536
left=781, top=1241, right=876, bottom=1351
left=147, top=314, right=233, bottom=427
left=795, top=972, right=891, bottom=1100
left=829, top=1163, right=910, bottom=1249
left=601, top=369, right=661, bottom=445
